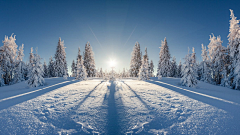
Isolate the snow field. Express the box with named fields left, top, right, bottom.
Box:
left=0, top=79, right=106, bottom=134
left=122, top=79, right=232, bottom=134
left=0, top=77, right=240, bottom=135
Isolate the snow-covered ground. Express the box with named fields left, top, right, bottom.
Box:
left=0, top=77, right=239, bottom=135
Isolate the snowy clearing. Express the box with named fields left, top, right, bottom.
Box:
left=0, top=77, right=239, bottom=135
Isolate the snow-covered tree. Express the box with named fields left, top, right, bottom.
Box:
left=43, top=61, right=48, bottom=78
left=157, top=37, right=171, bottom=77
left=0, top=34, right=18, bottom=85
left=76, top=48, right=87, bottom=81
left=71, top=60, right=76, bottom=77
left=180, top=48, right=198, bottom=87
left=27, top=49, right=45, bottom=87
left=138, top=48, right=149, bottom=80
left=227, top=9, right=240, bottom=89
left=13, top=44, right=25, bottom=83
left=129, top=42, right=142, bottom=77
left=83, top=42, right=96, bottom=77
left=149, top=60, right=154, bottom=77
left=99, top=68, right=103, bottom=78
left=170, top=56, right=177, bottom=77
left=210, top=36, right=226, bottom=85
left=177, top=60, right=182, bottom=78
left=200, top=44, right=212, bottom=83
left=0, top=67, right=5, bottom=87
left=48, top=56, right=55, bottom=77
left=54, top=38, right=68, bottom=77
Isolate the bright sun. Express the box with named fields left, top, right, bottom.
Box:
left=109, top=59, right=117, bottom=67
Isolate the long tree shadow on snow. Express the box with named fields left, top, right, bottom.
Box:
left=146, top=80, right=240, bottom=134
left=0, top=80, right=78, bottom=111
left=122, top=81, right=191, bottom=135
left=106, top=81, right=121, bottom=135
left=33, top=81, right=105, bottom=135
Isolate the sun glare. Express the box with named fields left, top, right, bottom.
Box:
left=109, top=59, right=117, bottom=68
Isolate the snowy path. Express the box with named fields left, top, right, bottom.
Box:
left=0, top=78, right=240, bottom=134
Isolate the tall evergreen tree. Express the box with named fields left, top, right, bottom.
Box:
left=228, top=9, right=240, bottom=89
left=76, top=48, right=87, bottom=80
left=27, top=49, right=45, bottom=87
left=0, top=34, right=18, bottom=85
left=177, top=60, right=182, bottom=78
left=149, top=60, right=154, bottom=77
left=0, top=67, right=5, bottom=87
left=129, top=42, right=142, bottom=77
left=180, top=48, right=198, bottom=87
left=83, top=42, right=96, bottom=77
left=71, top=60, right=76, bottom=77
left=13, top=44, right=25, bottom=83
left=200, top=44, right=212, bottom=83
left=157, top=37, right=171, bottom=78
left=138, top=48, right=149, bottom=80
left=43, top=61, right=48, bottom=78
left=170, top=56, right=177, bottom=77
left=54, top=38, right=68, bottom=77
left=48, top=56, right=55, bottom=77
left=211, top=36, right=226, bottom=85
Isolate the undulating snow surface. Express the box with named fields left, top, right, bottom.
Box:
left=0, top=77, right=239, bottom=135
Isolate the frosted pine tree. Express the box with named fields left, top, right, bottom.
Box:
left=177, top=60, right=182, bottom=78
left=43, top=61, right=48, bottom=78
left=180, top=48, right=198, bottom=87
left=149, top=60, right=154, bottom=77
left=129, top=42, right=142, bottom=77
left=0, top=67, right=5, bottom=87
left=76, top=48, right=87, bottom=80
left=27, top=50, right=45, bottom=87
left=228, top=9, right=240, bottom=89
left=48, top=56, right=55, bottom=77
left=0, top=34, right=18, bottom=85
left=211, top=36, right=226, bottom=85
left=13, top=44, right=25, bottom=83
left=138, top=48, right=149, bottom=80
left=83, top=42, right=96, bottom=77
left=54, top=38, right=68, bottom=77
left=157, top=37, right=171, bottom=77
left=71, top=60, right=76, bottom=77
left=200, top=44, right=212, bottom=83
left=170, top=56, right=177, bottom=77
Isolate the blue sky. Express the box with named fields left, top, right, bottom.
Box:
left=1, top=0, right=240, bottom=75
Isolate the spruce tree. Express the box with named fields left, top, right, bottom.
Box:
left=0, top=34, right=18, bottom=85
left=13, top=44, right=25, bottom=83
left=54, top=38, right=68, bottom=77
left=48, top=56, right=55, bottom=77
left=71, top=60, right=76, bottom=77
left=138, top=48, right=149, bottom=80
left=149, top=60, right=154, bottom=77
left=27, top=49, right=45, bottom=87
left=180, top=48, right=198, bottom=87
left=211, top=36, right=226, bottom=85
left=228, top=9, right=240, bottom=89
left=0, top=67, right=5, bottom=87
left=43, top=61, right=48, bottom=78
left=76, top=48, right=87, bottom=80
left=170, top=56, right=177, bottom=77
left=177, top=60, right=182, bottom=78
left=83, top=42, right=96, bottom=77
left=157, top=37, right=171, bottom=78
left=129, top=42, right=142, bottom=77
left=200, top=44, right=212, bottom=83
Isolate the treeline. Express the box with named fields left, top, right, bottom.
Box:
left=130, top=9, right=240, bottom=90
left=0, top=36, right=97, bottom=87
